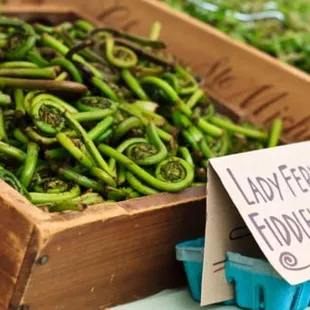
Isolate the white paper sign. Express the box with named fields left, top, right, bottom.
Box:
left=201, top=141, right=310, bottom=306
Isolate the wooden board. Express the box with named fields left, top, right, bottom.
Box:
left=0, top=182, right=48, bottom=310
left=19, top=196, right=205, bottom=309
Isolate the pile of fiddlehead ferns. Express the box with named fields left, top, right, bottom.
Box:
left=0, top=16, right=282, bottom=212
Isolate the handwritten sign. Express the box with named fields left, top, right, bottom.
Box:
left=201, top=141, right=310, bottom=306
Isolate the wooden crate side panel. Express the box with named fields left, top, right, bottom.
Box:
left=21, top=200, right=205, bottom=309
left=0, top=183, right=39, bottom=309
left=9, top=227, right=43, bottom=309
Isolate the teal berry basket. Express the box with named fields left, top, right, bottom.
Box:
left=225, top=252, right=310, bottom=310
left=175, top=237, right=234, bottom=305
left=176, top=237, right=205, bottom=302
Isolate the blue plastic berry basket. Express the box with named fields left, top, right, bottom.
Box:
left=225, top=252, right=310, bottom=310
left=176, top=237, right=205, bottom=302
left=175, top=237, right=234, bottom=305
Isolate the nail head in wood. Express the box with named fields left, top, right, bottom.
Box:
left=37, top=255, right=49, bottom=265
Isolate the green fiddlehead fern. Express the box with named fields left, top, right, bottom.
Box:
left=125, top=122, right=168, bottom=166
left=0, top=17, right=36, bottom=60
left=98, top=143, right=194, bottom=192
left=0, top=165, right=29, bottom=198
left=0, top=17, right=283, bottom=211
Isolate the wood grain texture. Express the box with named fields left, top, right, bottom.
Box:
left=9, top=227, right=43, bottom=309
left=21, top=199, right=205, bottom=310
left=0, top=182, right=42, bottom=309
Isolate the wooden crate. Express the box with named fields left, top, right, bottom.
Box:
left=0, top=5, right=206, bottom=310
left=0, top=3, right=309, bottom=310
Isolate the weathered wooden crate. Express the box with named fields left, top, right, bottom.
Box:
left=0, top=5, right=206, bottom=310
left=0, top=3, right=309, bottom=310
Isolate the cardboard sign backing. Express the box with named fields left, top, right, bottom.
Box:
left=202, top=141, right=310, bottom=306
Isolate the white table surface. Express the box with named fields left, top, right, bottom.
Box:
left=111, top=288, right=310, bottom=310
left=111, top=289, right=239, bottom=310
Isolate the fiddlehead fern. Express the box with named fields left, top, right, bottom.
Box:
left=51, top=163, right=106, bottom=194
left=155, top=157, right=193, bottom=186
left=89, top=27, right=166, bottom=49
left=49, top=192, right=104, bottom=212
left=0, top=17, right=36, bottom=60
left=0, top=17, right=283, bottom=211
left=125, top=122, right=168, bottom=166
left=29, top=179, right=81, bottom=204
left=0, top=165, right=29, bottom=198
left=98, top=144, right=194, bottom=192
left=105, top=36, right=138, bottom=69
